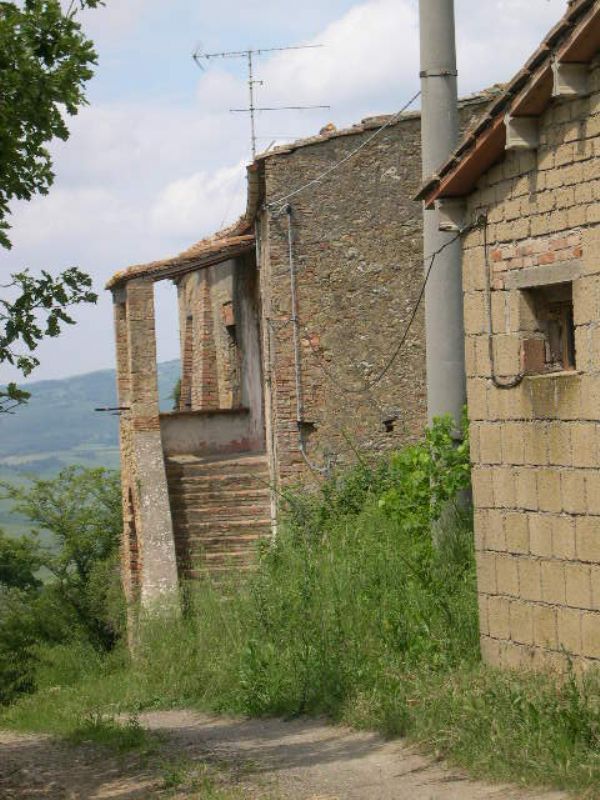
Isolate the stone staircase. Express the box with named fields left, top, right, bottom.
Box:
left=165, top=452, right=272, bottom=578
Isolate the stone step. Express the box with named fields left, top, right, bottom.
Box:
left=175, top=528, right=271, bottom=552
left=167, top=451, right=271, bottom=577
left=169, top=499, right=270, bottom=515
left=170, top=487, right=270, bottom=501
left=184, top=564, right=255, bottom=579
left=176, top=518, right=271, bottom=536
left=166, top=454, right=268, bottom=476
left=172, top=503, right=269, bottom=519
left=189, top=548, right=258, bottom=563
left=167, top=473, right=271, bottom=492
left=168, top=486, right=270, bottom=503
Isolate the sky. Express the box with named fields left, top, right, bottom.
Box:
left=1, top=0, right=568, bottom=385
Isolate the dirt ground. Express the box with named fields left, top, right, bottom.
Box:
left=0, top=711, right=570, bottom=799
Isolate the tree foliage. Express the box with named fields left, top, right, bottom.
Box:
left=0, top=529, right=41, bottom=590
left=0, top=466, right=124, bottom=704
left=0, top=0, right=103, bottom=410
left=0, top=0, right=103, bottom=248
left=0, top=268, right=97, bottom=411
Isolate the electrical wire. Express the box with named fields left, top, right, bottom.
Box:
left=267, top=90, right=422, bottom=214
left=292, top=228, right=471, bottom=399
left=483, top=216, right=525, bottom=390
left=368, top=229, right=467, bottom=387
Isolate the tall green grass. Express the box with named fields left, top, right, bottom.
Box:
left=2, top=418, right=600, bottom=794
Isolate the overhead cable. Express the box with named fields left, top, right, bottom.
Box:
left=300, top=228, right=472, bottom=397
left=267, top=89, right=422, bottom=213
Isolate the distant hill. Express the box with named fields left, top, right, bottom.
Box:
left=0, top=361, right=180, bottom=538
left=0, top=360, right=180, bottom=471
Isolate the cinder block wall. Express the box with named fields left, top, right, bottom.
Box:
left=465, top=62, right=600, bottom=670
left=258, top=99, right=489, bottom=487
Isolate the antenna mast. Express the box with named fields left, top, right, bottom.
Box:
left=193, top=44, right=330, bottom=159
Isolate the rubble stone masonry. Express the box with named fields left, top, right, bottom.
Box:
left=464, top=60, right=600, bottom=670
left=257, top=98, right=489, bottom=488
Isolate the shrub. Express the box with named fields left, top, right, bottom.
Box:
left=0, top=467, right=124, bottom=704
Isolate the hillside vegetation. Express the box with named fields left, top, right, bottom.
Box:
left=0, top=359, right=180, bottom=466
left=0, top=360, right=180, bottom=538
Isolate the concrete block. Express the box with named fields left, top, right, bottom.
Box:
left=533, top=604, right=558, bottom=649
left=566, top=562, right=593, bottom=609
left=571, top=422, right=600, bottom=468
left=472, top=467, right=495, bottom=508
left=547, top=422, right=572, bottom=467
left=502, top=423, right=526, bottom=465
left=519, top=558, right=542, bottom=602
left=496, top=554, right=520, bottom=597
left=476, top=551, right=497, bottom=595
left=558, top=607, right=582, bottom=655
left=479, top=423, right=503, bottom=464
left=529, top=514, right=553, bottom=558
left=515, top=468, right=538, bottom=511
left=541, top=559, right=566, bottom=605
left=552, top=515, right=576, bottom=560
left=581, top=612, right=600, bottom=659
left=488, top=595, right=511, bottom=640
left=586, top=472, right=600, bottom=515
left=493, top=466, right=517, bottom=508
left=537, top=469, right=562, bottom=513
left=486, top=510, right=506, bottom=551
left=575, top=516, right=600, bottom=564
left=510, top=600, right=534, bottom=645
left=504, top=511, right=530, bottom=554
left=523, top=424, right=548, bottom=466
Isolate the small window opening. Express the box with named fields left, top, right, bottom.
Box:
left=522, top=283, right=576, bottom=375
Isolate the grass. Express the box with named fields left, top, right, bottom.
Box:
left=2, top=426, right=600, bottom=797
left=158, top=757, right=278, bottom=799
left=66, top=711, right=153, bottom=753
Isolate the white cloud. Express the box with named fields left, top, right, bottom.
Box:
left=151, top=162, right=247, bottom=238
left=262, top=0, right=418, bottom=113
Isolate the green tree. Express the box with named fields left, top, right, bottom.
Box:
left=0, top=529, right=41, bottom=590
left=1, top=466, right=124, bottom=649
left=0, top=0, right=103, bottom=411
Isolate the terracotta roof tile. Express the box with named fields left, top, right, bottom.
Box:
left=106, top=217, right=255, bottom=289
left=416, top=0, right=600, bottom=206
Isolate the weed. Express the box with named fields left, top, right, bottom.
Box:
left=66, top=711, right=154, bottom=753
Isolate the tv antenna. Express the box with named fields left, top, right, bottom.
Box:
left=193, top=44, right=330, bottom=159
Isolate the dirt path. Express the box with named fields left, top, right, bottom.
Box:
left=1, top=712, right=569, bottom=799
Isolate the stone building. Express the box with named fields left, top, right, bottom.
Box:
left=107, top=94, right=491, bottom=606
left=419, top=0, right=600, bottom=671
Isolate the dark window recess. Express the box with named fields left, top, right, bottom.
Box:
left=522, top=283, right=576, bottom=375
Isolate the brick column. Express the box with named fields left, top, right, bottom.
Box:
left=179, top=314, right=194, bottom=411
left=114, top=278, right=179, bottom=612
left=192, top=270, right=219, bottom=410
left=113, top=291, right=138, bottom=609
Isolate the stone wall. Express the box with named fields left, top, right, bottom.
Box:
left=257, top=100, right=489, bottom=487
left=464, top=61, right=600, bottom=670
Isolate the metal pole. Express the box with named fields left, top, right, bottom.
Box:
left=248, top=50, right=257, bottom=160
left=419, top=0, right=465, bottom=427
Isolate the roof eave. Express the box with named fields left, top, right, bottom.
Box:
left=105, top=238, right=256, bottom=291
left=416, top=0, right=600, bottom=208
